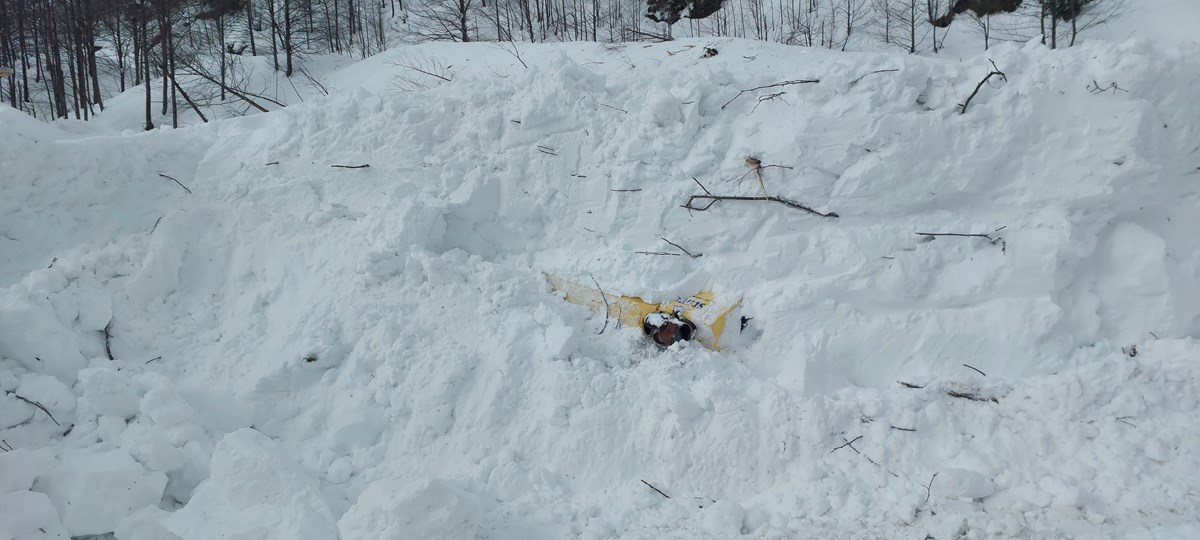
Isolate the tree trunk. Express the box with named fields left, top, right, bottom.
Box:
left=143, top=15, right=154, bottom=130
left=247, top=2, right=258, bottom=55
left=284, top=0, right=293, bottom=76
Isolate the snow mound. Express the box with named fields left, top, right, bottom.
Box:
left=2, top=37, right=1200, bottom=538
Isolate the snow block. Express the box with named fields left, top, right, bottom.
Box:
left=162, top=428, right=337, bottom=540
left=937, top=467, right=996, bottom=500
left=0, top=291, right=86, bottom=384
left=15, top=374, right=76, bottom=418
left=115, top=505, right=183, bottom=540
left=0, top=490, right=71, bottom=540
left=77, top=367, right=141, bottom=418
left=37, top=450, right=168, bottom=536
left=0, top=449, right=36, bottom=494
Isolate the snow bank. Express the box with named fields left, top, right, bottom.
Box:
left=2, top=35, right=1200, bottom=538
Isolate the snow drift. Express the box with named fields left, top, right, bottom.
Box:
left=2, top=36, right=1200, bottom=538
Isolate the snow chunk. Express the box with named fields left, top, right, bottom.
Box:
left=76, top=290, right=113, bottom=331
left=78, top=367, right=141, bottom=418
left=696, top=500, right=745, bottom=537
left=0, top=450, right=36, bottom=493
left=937, top=468, right=996, bottom=500
left=0, top=490, right=70, bottom=540
left=163, top=428, right=337, bottom=540
left=0, top=291, right=86, bottom=384
left=15, top=374, right=76, bottom=418
left=542, top=321, right=579, bottom=358
left=338, top=478, right=489, bottom=538
left=115, top=505, right=183, bottom=540
left=24, top=268, right=68, bottom=295
left=37, top=450, right=168, bottom=536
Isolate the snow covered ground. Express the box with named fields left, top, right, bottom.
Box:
left=3, top=26, right=1200, bottom=540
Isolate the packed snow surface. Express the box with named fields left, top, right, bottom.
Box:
left=3, top=35, right=1200, bottom=539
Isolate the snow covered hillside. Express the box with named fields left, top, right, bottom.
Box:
left=3, top=35, right=1200, bottom=539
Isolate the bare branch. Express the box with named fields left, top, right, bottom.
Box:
left=158, top=173, right=192, bottom=194
left=590, top=275, right=610, bottom=335
left=722, top=79, right=820, bottom=110
left=960, top=59, right=1007, bottom=114
left=661, top=238, right=701, bottom=258
left=641, top=479, right=671, bottom=498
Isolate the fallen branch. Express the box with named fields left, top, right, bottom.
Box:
left=635, top=251, right=680, bottom=256
left=0, top=440, right=12, bottom=452
left=610, top=188, right=642, bottom=192
left=588, top=97, right=628, bottom=114
left=158, top=173, right=192, bottom=194
left=850, top=68, right=900, bottom=87
left=959, top=59, right=1007, bottom=115
left=1116, top=416, right=1136, bottom=428
left=145, top=356, right=162, bottom=365
left=722, top=79, right=820, bottom=110
left=102, top=322, right=114, bottom=361
left=641, top=479, right=671, bottom=498
left=962, top=364, right=987, bottom=377
left=12, top=394, right=59, bottom=426
left=946, top=390, right=998, bottom=403
left=537, top=145, right=557, bottom=156
left=924, top=473, right=939, bottom=505
left=48, top=257, right=57, bottom=268
left=684, top=193, right=839, bottom=218
left=331, top=164, right=370, bottom=169
left=590, top=275, right=610, bottom=335
left=830, top=435, right=863, bottom=454
left=661, top=237, right=701, bottom=258
left=916, top=232, right=1005, bottom=254
left=749, top=91, right=789, bottom=114
left=898, top=381, right=925, bottom=389
left=890, top=425, right=917, bottom=432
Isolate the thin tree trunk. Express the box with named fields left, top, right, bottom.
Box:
left=247, top=2, right=258, bottom=55
left=143, top=15, right=154, bottom=130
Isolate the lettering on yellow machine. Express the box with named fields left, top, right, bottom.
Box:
left=544, top=274, right=742, bottom=351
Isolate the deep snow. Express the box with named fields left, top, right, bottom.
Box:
left=3, top=30, right=1200, bottom=540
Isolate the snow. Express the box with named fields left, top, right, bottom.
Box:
left=35, top=450, right=167, bottom=536
left=3, top=12, right=1200, bottom=540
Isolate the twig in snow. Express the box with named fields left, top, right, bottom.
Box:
left=683, top=193, right=839, bottom=218
left=0, top=440, right=12, bottom=452
left=946, top=390, right=998, bottom=403
left=641, top=479, right=671, bottom=498
left=962, top=364, right=987, bottom=377
left=266, top=161, right=280, bottom=165
left=722, top=79, right=820, bottom=110
left=331, top=164, right=370, bottom=169
left=102, top=322, right=114, bottom=361
left=1149, top=331, right=1160, bottom=340
left=959, top=59, right=1007, bottom=115
left=48, top=257, right=57, bottom=268
left=924, top=473, right=938, bottom=505
left=916, top=231, right=1006, bottom=254
left=588, top=97, right=628, bottom=114
left=830, top=435, right=863, bottom=454
left=635, top=251, right=680, bottom=256
left=158, top=173, right=192, bottom=194
left=537, top=145, right=558, bottom=156
left=849, top=68, right=900, bottom=87
left=1087, top=80, right=1128, bottom=95
left=661, top=237, right=701, bottom=258
left=691, top=177, right=714, bottom=196
left=898, top=380, right=926, bottom=389
left=891, top=425, right=917, bottom=432
left=590, top=275, right=610, bottom=335
left=150, top=216, right=163, bottom=234
left=11, top=394, right=59, bottom=426
left=145, top=356, right=162, bottom=365
left=1116, top=416, right=1137, bottom=428
left=749, top=92, right=789, bottom=114
left=610, top=188, right=642, bottom=192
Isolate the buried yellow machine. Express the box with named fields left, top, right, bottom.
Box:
left=544, top=274, right=746, bottom=351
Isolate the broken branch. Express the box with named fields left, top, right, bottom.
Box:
left=830, top=435, right=864, bottom=454
left=898, top=381, right=925, bottom=389
left=641, top=479, right=671, bottom=498
left=924, top=473, right=938, bottom=505
left=850, top=68, right=900, bottom=87
left=12, top=394, right=59, bottom=426
left=917, top=232, right=1006, bottom=253
left=959, top=59, right=1007, bottom=115
left=661, top=237, right=701, bottom=258
left=331, top=164, right=370, bottom=169
left=102, top=322, right=114, bottom=361
left=590, top=275, right=610, bottom=335
left=684, top=194, right=839, bottom=218
left=722, top=79, right=820, bottom=109
left=962, top=364, right=987, bottom=377
left=157, top=173, right=192, bottom=194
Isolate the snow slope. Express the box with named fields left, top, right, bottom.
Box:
left=3, top=36, right=1200, bottom=539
